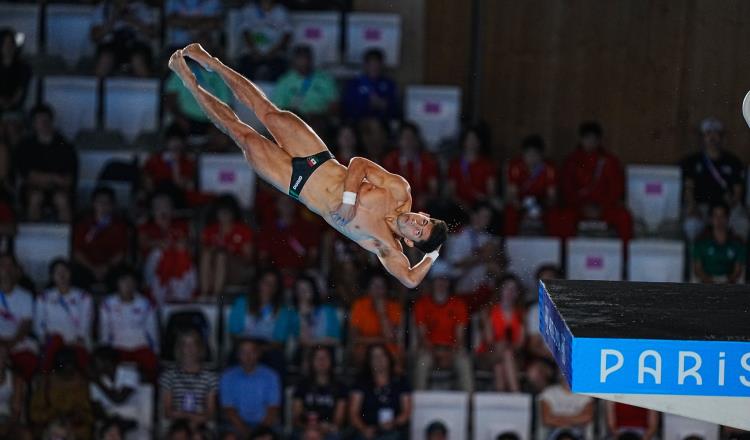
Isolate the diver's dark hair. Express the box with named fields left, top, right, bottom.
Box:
left=414, top=219, right=448, bottom=253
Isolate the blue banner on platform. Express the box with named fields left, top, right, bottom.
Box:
left=539, top=281, right=574, bottom=384
left=573, top=338, right=750, bottom=397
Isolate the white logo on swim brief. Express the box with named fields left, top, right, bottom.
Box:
left=292, top=176, right=303, bottom=190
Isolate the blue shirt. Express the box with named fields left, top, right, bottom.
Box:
left=227, top=297, right=295, bottom=342
left=220, top=365, right=281, bottom=425
left=342, top=74, right=399, bottom=121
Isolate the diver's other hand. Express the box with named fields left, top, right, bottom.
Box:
left=330, top=203, right=356, bottom=226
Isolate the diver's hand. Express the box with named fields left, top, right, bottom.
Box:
left=330, top=202, right=357, bottom=227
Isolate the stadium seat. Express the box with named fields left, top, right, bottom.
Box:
left=42, top=76, right=98, bottom=140
left=345, top=13, right=401, bottom=66
left=662, top=413, right=720, bottom=440
left=405, top=85, right=461, bottom=150
left=411, top=391, right=469, bottom=440
left=0, top=4, right=40, bottom=55
left=472, top=392, right=532, bottom=440
left=15, top=223, right=71, bottom=287
left=626, top=165, right=681, bottom=236
left=233, top=81, right=275, bottom=132
left=627, top=239, right=685, bottom=282
left=225, top=8, right=244, bottom=62
left=104, top=78, right=160, bottom=143
left=505, top=236, right=562, bottom=299
left=160, top=303, right=220, bottom=367
left=566, top=238, right=623, bottom=281
left=291, top=12, right=341, bottom=66
left=45, top=4, right=96, bottom=68
left=199, top=153, right=257, bottom=209
left=77, top=149, right=138, bottom=205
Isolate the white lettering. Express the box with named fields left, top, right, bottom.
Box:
left=638, top=350, right=662, bottom=384
left=600, top=349, right=624, bottom=383
left=292, top=176, right=303, bottom=190
left=718, top=352, right=725, bottom=386
left=740, top=353, right=750, bottom=387
left=678, top=351, right=703, bottom=385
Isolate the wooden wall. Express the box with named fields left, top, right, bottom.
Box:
left=423, top=0, right=750, bottom=164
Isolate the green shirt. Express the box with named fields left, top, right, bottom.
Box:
left=693, top=237, right=747, bottom=277
left=166, top=67, right=232, bottom=123
left=271, top=69, right=338, bottom=116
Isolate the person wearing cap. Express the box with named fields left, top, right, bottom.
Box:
left=680, top=117, right=748, bottom=241
left=505, top=134, right=576, bottom=237
left=424, top=421, right=448, bottom=440
left=413, top=261, right=471, bottom=392
left=560, top=121, right=633, bottom=242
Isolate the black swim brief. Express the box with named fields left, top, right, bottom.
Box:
left=288, top=150, right=334, bottom=200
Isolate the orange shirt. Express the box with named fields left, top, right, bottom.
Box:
left=506, top=157, right=558, bottom=200
left=349, top=295, right=402, bottom=339
left=413, top=295, right=468, bottom=347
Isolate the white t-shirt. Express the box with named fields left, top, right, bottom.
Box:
left=165, top=0, right=222, bottom=47
left=239, top=2, right=292, bottom=55
left=90, top=364, right=140, bottom=418
left=99, top=294, right=159, bottom=352
left=445, top=226, right=494, bottom=293
left=0, top=286, right=33, bottom=339
left=539, top=384, right=592, bottom=417
left=34, top=288, right=93, bottom=347
left=526, top=304, right=540, bottom=336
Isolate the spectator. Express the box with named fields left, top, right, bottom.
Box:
left=30, top=348, right=94, bottom=440
left=349, top=272, right=403, bottom=366
left=160, top=329, right=218, bottom=431
left=425, top=421, right=448, bottom=440
left=0, top=345, right=29, bottom=439
left=357, top=117, right=389, bottom=163
left=165, top=56, right=232, bottom=135
left=560, top=121, right=633, bottom=241
left=0, top=28, right=31, bottom=115
left=505, top=134, right=573, bottom=237
left=220, top=338, right=281, bottom=436
left=166, top=0, right=223, bottom=51
left=382, top=122, right=439, bottom=209
left=606, top=402, right=659, bottom=440
left=349, top=344, right=412, bottom=440
left=99, top=266, right=159, bottom=381
left=445, top=202, right=502, bottom=297
left=290, top=275, right=341, bottom=353
left=35, top=259, right=94, bottom=372
left=0, top=253, right=37, bottom=381
left=331, top=123, right=361, bottom=164
left=539, top=372, right=594, bottom=440
left=167, top=419, right=194, bottom=440
left=72, top=186, right=130, bottom=292
left=90, top=0, right=155, bottom=78
left=138, top=191, right=197, bottom=305
left=447, top=124, right=497, bottom=211
left=89, top=346, right=140, bottom=434
left=238, top=0, right=293, bottom=81
left=42, top=419, right=76, bottom=440
left=477, top=274, right=526, bottom=392
left=342, top=48, right=399, bottom=123
left=413, top=263, right=472, bottom=392
left=292, top=346, right=346, bottom=440
left=96, top=419, right=126, bottom=440
left=272, top=45, right=339, bottom=119
left=15, top=104, right=78, bottom=222
left=257, top=195, right=321, bottom=275
left=681, top=117, right=748, bottom=241
left=142, top=124, right=198, bottom=202
left=692, top=202, right=746, bottom=284
left=200, top=195, right=254, bottom=298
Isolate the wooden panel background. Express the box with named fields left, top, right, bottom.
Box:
left=421, top=0, right=750, bottom=164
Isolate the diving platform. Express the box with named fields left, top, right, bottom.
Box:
left=539, top=279, right=750, bottom=430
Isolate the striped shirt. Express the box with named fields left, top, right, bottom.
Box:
left=159, top=367, right=218, bottom=414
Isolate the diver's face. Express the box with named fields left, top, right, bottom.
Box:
left=397, top=212, right=433, bottom=244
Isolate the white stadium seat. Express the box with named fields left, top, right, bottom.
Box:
left=104, top=78, right=160, bottom=143
left=505, top=236, right=562, bottom=298
left=345, top=13, right=401, bottom=66
left=233, top=81, right=275, bottom=132
left=626, top=165, right=681, bottom=234
left=0, top=4, right=40, bottom=55
left=628, top=239, right=685, bottom=282
left=15, top=224, right=70, bottom=286
left=46, top=4, right=96, bottom=67
left=405, top=85, right=461, bottom=150
left=662, top=413, right=720, bottom=440
left=566, top=238, right=623, bottom=281
left=291, top=12, right=341, bottom=66
left=43, top=76, right=98, bottom=140
left=199, top=153, right=257, bottom=209
left=411, top=392, right=469, bottom=440
left=473, top=392, right=532, bottom=440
